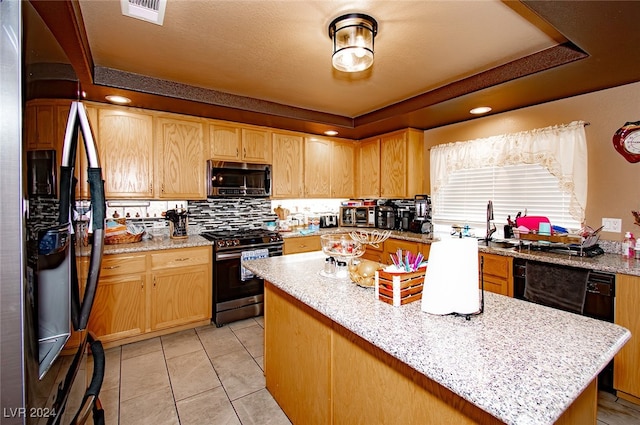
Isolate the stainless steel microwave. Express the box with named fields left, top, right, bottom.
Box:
left=207, top=161, right=271, bottom=197
left=339, top=206, right=376, bottom=227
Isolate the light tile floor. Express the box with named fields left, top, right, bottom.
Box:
left=94, top=317, right=640, bottom=425
left=98, top=317, right=290, bottom=425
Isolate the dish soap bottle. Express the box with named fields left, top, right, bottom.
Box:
left=622, top=231, right=636, bottom=258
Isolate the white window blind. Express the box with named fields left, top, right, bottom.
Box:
left=433, top=163, right=581, bottom=230
left=430, top=121, right=588, bottom=233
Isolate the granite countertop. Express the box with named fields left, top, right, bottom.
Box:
left=243, top=251, right=631, bottom=425
left=77, top=235, right=213, bottom=256
left=281, top=227, right=640, bottom=277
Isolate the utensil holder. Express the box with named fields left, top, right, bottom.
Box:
left=375, top=268, right=425, bottom=306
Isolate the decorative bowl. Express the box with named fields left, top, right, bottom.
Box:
left=320, top=234, right=365, bottom=259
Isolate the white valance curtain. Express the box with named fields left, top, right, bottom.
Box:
left=430, top=121, right=588, bottom=222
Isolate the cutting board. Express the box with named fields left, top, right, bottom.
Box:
left=515, top=216, right=550, bottom=231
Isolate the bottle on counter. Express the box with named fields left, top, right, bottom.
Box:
left=324, top=256, right=336, bottom=275
left=635, top=239, right=640, bottom=260
left=622, top=231, right=636, bottom=258
left=336, top=261, right=348, bottom=278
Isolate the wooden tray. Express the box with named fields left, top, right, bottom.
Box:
left=518, top=233, right=582, bottom=244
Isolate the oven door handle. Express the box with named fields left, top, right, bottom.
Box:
left=216, top=251, right=244, bottom=260
left=216, top=249, right=282, bottom=261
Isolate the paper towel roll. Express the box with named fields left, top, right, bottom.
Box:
left=421, top=238, right=480, bottom=315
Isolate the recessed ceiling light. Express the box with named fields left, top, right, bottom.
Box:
left=324, top=130, right=339, bottom=136
left=470, top=106, right=492, bottom=115
left=105, top=95, right=132, bottom=105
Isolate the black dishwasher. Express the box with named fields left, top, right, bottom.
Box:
left=513, top=258, right=615, bottom=391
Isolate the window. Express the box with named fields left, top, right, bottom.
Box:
left=430, top=121, right=587, bottom=234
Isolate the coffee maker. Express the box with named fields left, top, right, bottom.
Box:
left=375, top=204, right=395, bottom=230
left=409, top=194, right=432, bottom=234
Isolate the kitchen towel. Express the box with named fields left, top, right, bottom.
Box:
left=240, top=248, right=269, bottom=281
left=524, top=261, right=588, bottom=314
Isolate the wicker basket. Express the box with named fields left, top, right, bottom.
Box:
left=105, top=218, right=143, bottom=245
left=105, top=232, right=143, bottom=245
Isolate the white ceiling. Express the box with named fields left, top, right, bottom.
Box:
left=77, top=0, right=561, bottom=118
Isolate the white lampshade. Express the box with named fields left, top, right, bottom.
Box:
left=421, top=238, right=480, bottom=315
left=328, top=13, right=377, bottom=73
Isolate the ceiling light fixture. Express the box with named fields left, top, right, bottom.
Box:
left=328, top=13, right=378, bottom=73
left=470, top=106, right=492, bottom=115
left=105, top=95, right=132, bottom=105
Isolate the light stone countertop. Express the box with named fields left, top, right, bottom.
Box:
left=243, top=251, right=631, bottom=425
left=282, top=227, right=640, bottom=277
left=77, top=235, right=214, bottom=256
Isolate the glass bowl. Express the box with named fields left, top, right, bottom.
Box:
left=320, top=234, right=365, bottom=259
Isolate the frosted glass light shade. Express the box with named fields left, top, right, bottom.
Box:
left=421, top=238, right=480, bottom=315
left=329, top=13, right=377, bottom=73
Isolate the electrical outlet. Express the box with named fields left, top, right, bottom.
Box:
left=602, top=218, right=622, bottom=233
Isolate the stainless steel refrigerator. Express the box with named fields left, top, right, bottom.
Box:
left=1, top=1, right=107, bottom=423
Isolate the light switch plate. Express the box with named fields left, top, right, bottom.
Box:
left=602, top=217, right=622, bottom=233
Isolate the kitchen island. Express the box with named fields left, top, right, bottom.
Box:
left=243, top=251, right=630, bottom=425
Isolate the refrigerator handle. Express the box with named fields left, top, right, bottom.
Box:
left=62, top=101, right=106, bottom=331
left=78, top=168, right=105, bottom=329
left=69, top=334, right=105, bottom=425
left=77, top=102, right=106, bottom=330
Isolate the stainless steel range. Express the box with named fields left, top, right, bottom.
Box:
left=200, top=229, right=283, bottom=326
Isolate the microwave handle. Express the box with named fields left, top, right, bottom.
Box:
left=265, top=166, right=271, bottom=196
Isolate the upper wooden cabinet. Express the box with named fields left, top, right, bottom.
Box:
left=242, top=127, right=272, bottom=163
left=331, top=140, right=356, bottom=198
left=303, top=137, right=356, bottom=198
left=24, top=101, right=56, bottom=150
left=156, top=115, right=206, bottom=199
left=356, top=138, right=381, bottom=198
left=379, top=129, right=424, bottom=198
left=24, top=100, right=100, bottom=199
left=208, top=122, right=272, bottom=163
left=272, top=132, right=304, bottom=198
left=304, top=138, right=332, bottom=197
left=98, top=107, right=155, bottom=198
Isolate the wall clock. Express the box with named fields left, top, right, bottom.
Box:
left=613, top=121, right=640, bottom=163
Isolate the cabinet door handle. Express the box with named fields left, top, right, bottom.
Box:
left=103, top=265, right=120, bottom=270
left=243, top=148, right=246, bottom=158
left=175, top=258, right=189, bottom=262
left=153, top=276, right=156, bottom=288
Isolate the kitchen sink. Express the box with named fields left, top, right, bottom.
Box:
left=479, top=239, right=520, bottom=250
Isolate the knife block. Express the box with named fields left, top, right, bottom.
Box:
left=169, top=219, right=188, bottom=239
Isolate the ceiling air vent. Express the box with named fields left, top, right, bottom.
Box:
left=120, top=0, right=167, bottom=25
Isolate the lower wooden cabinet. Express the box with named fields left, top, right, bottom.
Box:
left=87, top=246, right=212, bottom=346
left=283, top=235, right=321, bottom=255
left=265, top=281, right=593, bottom=425
left=150, top=247, right=211, bottom=330
left=614, top=274, right=640, bottom=401
left=89, top=271, right=146, bottom=344
left=360, top=238, right=430, bottom=266
left=478, top=252, right=513, bottom=296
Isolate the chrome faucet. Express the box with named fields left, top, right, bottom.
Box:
left=486, top=200, right=496, bottom=246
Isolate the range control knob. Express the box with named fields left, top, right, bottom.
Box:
left=231, top=239, right=240, bottom=247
